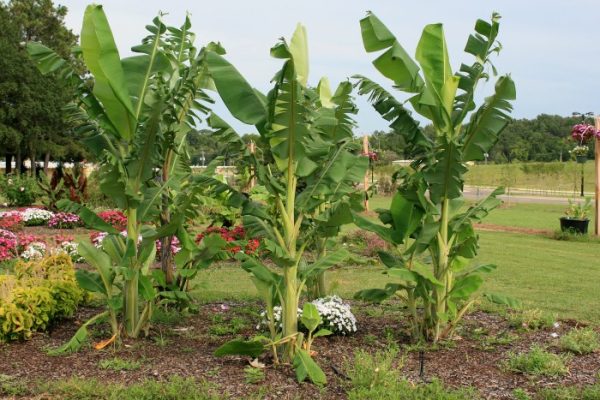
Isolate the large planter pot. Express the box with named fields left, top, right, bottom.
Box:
left=559, top=217, right=589, bottom=234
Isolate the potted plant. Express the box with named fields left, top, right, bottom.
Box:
left=560, top=198, right=592, bottom=234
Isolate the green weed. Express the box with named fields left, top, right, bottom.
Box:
left=559, top=327, right=599, bottom=355
left=505, top=346, right=569, bottom=376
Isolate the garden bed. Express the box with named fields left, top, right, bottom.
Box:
left=1, top=301, right=598, bottom=399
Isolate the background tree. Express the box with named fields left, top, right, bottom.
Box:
left=0, top=0, right=82, bottom=174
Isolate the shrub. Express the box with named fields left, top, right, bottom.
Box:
left=508, top=308, right=555, bottom=330
left=20, top=242, right=47, bottom=261
left=0, top=212, right=23, bottom=232
left=0, top=175, right=38, bottom=207
left=195, top=225, right=260, bottom=256
left=505, top=346, right=569, bottom=376
left=559, top=327, right=599, bottom=355
left=20, top=208, right=54, bottom=226
left=0, top=254, right=84, bottom=342
left=341, top=230, right=389, bottom=258
left=97, top=210, right=127, bottom=231
left=47, top=212, right=81, bottom=229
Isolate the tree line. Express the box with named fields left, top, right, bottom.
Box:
left=369, top=114, right=593, bottom=164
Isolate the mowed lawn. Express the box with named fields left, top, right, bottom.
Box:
left=193, top=196, right=600, bottom=324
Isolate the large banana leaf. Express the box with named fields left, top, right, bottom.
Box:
left=461, top=75, right=516, bottom=161
left=81, top=5, right=137, bottom=140
left=206, top=51, right=266, bottom=125
left=359, top=12, right=423, bottom=92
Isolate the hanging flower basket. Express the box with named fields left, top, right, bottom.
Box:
left=576, top=155, right=587, bottom=164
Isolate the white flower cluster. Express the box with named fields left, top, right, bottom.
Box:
left=56, top=241, right=84, bottom=263
left=21, top=208, right=54, bottom=225
left=312, top=295, right=357, bottom=335
left=257, top=295, right=357, bottom=335
left=21, top=242, right=47, bottom=261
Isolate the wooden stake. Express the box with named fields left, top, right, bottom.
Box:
left=363, top=135, right=369, bottom=211
left=594, top=117, right=600, bottom=236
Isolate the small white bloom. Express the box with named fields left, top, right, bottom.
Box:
left=553, top=322, right=560, bottom=328
left=550, top=332, right=559, bottom=338
left=19, top=187, right=25, bottom=192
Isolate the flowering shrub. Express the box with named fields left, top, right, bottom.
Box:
left=21, top=208, right=54, bottom=226
left=16, top=233, right=44, bottom=253
left=0, top=175, right=38, bottom=206
left=156, top=236, right=182, bottom=258
left=195, top=225, right=260, bottom=256
left=0, top=230, right=17, bottom=262
left=341, top=230, right=389, bottom=258
left=56, top=241, right=84, bottom=263
left=97, top=210, right=127, bottom=230
left=91, top=230, right=181, bottom=259
left=47, top=212, right=81, bottom=229
left=20, top=242, right=47, bottom=262
left=258, top=296, right=357, bottom=335
left=0, top=212, right=23, bottom=232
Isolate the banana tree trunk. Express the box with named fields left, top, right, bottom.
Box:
left=282, top=265, right=299, bottom=361
left=124, top=208, right=140, bottom=337
left=433, top=197, right=450, bottom=341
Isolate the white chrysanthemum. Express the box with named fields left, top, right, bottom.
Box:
left=21, top=242, right=47, bottom=261
left=257, top=295, right=357, bottom=335
left=21, top=208, right=54, bottom=225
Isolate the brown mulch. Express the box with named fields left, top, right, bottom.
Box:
left=474, top=223, right=552, bottom=236
left=1, top=303, right=599, bottom=399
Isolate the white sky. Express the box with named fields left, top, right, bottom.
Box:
left=57, top=0, right=599, bottom=135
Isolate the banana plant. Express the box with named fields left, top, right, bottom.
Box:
left=353, top=13, right=516, bottom=342
left=204, top=25, right=368, bottom=377
left=28, top=5, right=223, bottom=343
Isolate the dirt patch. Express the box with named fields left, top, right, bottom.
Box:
left=475, top=223, right=552, bottom=236
left=0, top=302, right=598, bottom=399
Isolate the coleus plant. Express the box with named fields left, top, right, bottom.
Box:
left=204, top=25, right=368, bottom=383
left=353, top=13, right=518, bottom=342
left=28, top=5, right=227, bottom=348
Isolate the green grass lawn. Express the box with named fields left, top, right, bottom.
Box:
left=369, top=195, right=594, bottom=231
left=193, top=228, right=600, bottom=324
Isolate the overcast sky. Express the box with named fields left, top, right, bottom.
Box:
left=57, top=0, right=599, bottom=135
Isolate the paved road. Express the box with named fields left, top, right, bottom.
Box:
left=464, top=186, right=590, bottom=205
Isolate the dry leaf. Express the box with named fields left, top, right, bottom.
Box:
left=249, top=358, right=266, bottom=369
left=93, top=333, right=117, bottom=350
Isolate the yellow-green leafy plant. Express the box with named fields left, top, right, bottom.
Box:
left=0, top=255, right=84, bottom=342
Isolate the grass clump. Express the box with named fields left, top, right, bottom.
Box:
left=40, top=376, right=221, bottom=400
left=243, top=366, right=265, bottom=384
left=344, top=347, right=479, bottom=399
left=98, top=357, right=142, bottom=371
left=559, top=327, right=599, bottom=355
left=0, top=374, right=30, bottom=397
left=508, top=309, right=555, bottom=330
left=536, top=383, right=600, bottom=400
left=505, top=346, right=569, bottom=376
